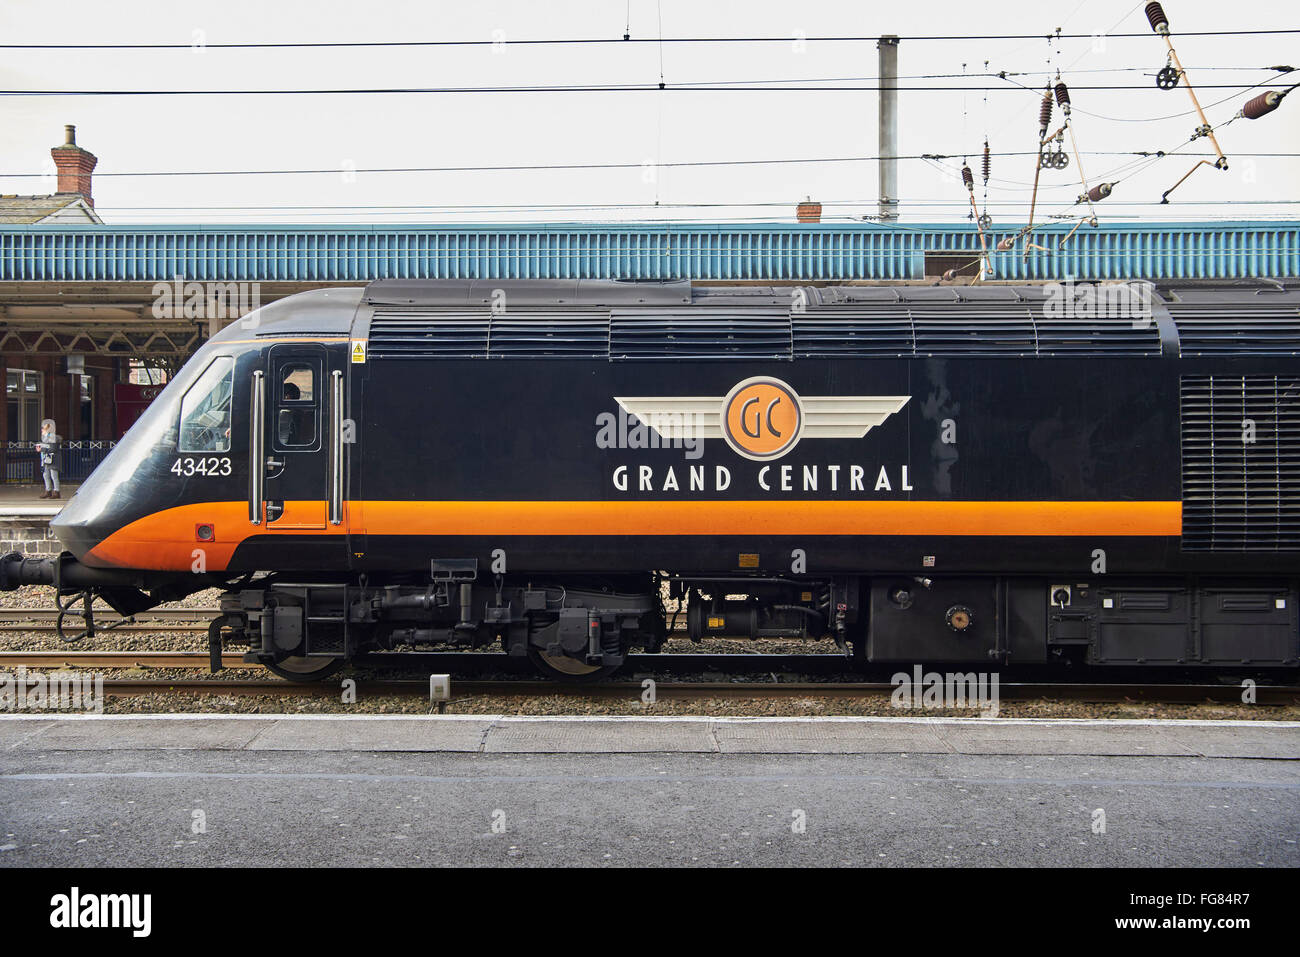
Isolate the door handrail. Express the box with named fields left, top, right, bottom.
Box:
left=249, top=370, right=264, bottom=524
left=328, top=369, right=344, bottom=525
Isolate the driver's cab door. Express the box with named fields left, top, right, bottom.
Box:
left=260, top=344, right=328, bottom=529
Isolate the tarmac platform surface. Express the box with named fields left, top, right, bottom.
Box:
left=1, top=714, right=1298, bottom=756
left=1, top=716, right=1297, bottom=867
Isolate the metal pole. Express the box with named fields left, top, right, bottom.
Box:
left=877, top=35, right=900, bottom=222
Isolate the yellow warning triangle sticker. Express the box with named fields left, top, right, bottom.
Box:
left=350, top=340, right=366, bottom=363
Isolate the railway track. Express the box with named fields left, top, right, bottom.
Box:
left=0, top=651, right=1295, bottom=704
left=3, top=608, right=1297, bottom=707
left=0, top=608, right=219, bottom=621
left=61, top=679, right=1300, bottom=704
left=1, top=651, right=1297, bottom=704
left=0, top=651, right=247, bottom=668
left=0, top=607, right=217, bottom=635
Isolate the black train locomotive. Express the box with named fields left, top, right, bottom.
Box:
left=3, top=278, right=1298, bottom=680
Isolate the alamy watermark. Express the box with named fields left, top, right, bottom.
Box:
left=49, top=887, right=151, bottom=937
left=595, top=409, right=705, bottom=460
left=0, top=667, right=103, bottom=713
left=890, top=665, right=1000, bottom=717
left=1043, top=280, right=1153, bottom=328
left=151, top=275, right=262, bottom=320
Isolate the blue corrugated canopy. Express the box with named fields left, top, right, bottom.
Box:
left=0, top=221, right=1296, bottom=282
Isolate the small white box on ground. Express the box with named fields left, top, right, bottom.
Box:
left=429, top=674, right=451, bottom=702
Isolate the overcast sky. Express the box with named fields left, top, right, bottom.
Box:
left=0, top=0, right=1296, bottom=225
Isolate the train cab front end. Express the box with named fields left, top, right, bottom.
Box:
left=2, top=288, right=364, bottom=623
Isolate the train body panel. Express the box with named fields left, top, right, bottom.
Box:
left=344, top=353, right=1182, bottom=577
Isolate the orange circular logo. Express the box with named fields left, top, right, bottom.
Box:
left=722, top=377, right=803, bottom=460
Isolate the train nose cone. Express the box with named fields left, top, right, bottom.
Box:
left=48, top=486, right=106, bottom=560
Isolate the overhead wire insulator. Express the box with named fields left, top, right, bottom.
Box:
left=981, top=141, right=991, bottom=184
left=1242, top=90, right=1286, bottom=119
left=1038, top=91, right=1054, bottom=139
left=1145, top=2, right=1169, bottom=36
left=961, top=164, right=974, bottom=190
left=996, top=237, right=1015, bottom=252
left=1086, top=182, right=1114, bottom=203
left=942, top=268, right=959, bottom=282
left=1054, top=81, right=1071, bottom=113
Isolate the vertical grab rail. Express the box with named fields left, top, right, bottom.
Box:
left=328, top=369, right=344, bottom=525
left=249, top=370, right=265, bottom=524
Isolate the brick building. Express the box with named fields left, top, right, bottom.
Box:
left=1, top=127, right=121, bottom=484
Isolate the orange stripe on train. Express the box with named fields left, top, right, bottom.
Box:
left=362, top=500, right=1182, bottom=537
left=84, top=499, right=1183, bottom=571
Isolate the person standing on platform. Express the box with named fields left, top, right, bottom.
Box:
left=36, top=418, right=61, bottom=500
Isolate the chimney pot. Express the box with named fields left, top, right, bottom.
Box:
left=51, top=125, right=97, bottom=208
left=796, top=198, right=822, bottom=223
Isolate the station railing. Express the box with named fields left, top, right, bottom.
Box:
left=3, top=441, right=115, bottom=485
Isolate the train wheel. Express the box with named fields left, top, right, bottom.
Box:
left=266, top=656, right=345, bottom=682
left=527, top=649, right=618, bottom=682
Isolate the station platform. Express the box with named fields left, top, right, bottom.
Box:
left=0, top=484, right=73, bottom=510
left=1, top=715, right=1296, bottom=867
left=0, top=486, right=69, bottom=557
left=2, top=714, right=1297, bottom=757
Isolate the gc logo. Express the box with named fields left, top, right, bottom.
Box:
left=722, top=376, right=803, bottom=460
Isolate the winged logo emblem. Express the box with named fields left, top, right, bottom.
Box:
left=615, top=376, right=909, bottom=461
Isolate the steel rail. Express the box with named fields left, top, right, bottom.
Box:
left=0, top=623, right=212, bottom=635
left=0, top=608, right=220, bottom=621
left=0, top=651, right=248, bottom=668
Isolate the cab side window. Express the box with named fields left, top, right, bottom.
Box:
left=178, top=356, right=234, bottom=453
left=275, top=362, right=318, bottom=449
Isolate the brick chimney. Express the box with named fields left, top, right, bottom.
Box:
left=50, top=125, right=97, bottom=208
left=796, top=197, right=821, bottom=223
